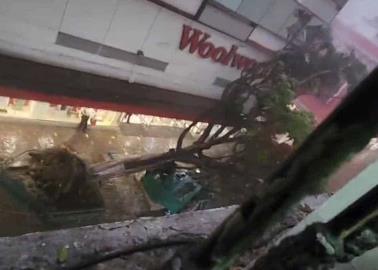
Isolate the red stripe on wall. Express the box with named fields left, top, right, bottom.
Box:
left=0, top=55, right=218, bottom=122
left=0, top=85, right=195, bottom=120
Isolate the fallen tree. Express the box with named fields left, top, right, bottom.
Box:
left=88, top=26, right=367, bottom=183
left=2, top=25, right=366, bottom=203
left=162, top=68, right=378, bottom=270
left=0, top=24, right=369, bottom=269
left=0, top=206, right=237, bottom=270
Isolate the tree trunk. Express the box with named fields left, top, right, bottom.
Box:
left=0, top=206, right=237, bottom=270
left=91, top=135, right=240, bottom=179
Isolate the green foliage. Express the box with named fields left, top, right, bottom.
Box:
left=238, top=80, right=315, bottom=181
left=57, top=245, right=69, bottom=264
left=282, top=110, right=314, bottom=145
left=259, top=80, right=314, bottom=146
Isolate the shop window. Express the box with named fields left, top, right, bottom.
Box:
left=237, top=0, right=275, bottom=23
left=0, top=97, right=32, bottom=118
left=9, top=99, right=29, bottom=111
left=297, top=0, right=339, bottom=23
left=213, top=0, right=242, bottom=11
left=199, top=2, right=255, bottom=41
left=236, top=0, right=307, bottom=39
left=0, top=96, right=10, bottom=114
left=155, top=0, right=204, bottom=16
left=248, top=26, right=286, bottom=52
left=7, top=99, right=31, bottom=114
left=256, top=0, right=298, bottom=37
left=0, top=97, right=121, bottom=127
left=208, top=0, right=309, bottom=41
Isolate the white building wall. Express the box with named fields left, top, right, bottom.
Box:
left=61, top=0, right=119, bottom=43
left=331, top=0, right=378, bottom=69
left=0, top=0, right=270, bottom=100
left=249, top=26, right=287, bottom=51
left=297, top=0, right=339, bottom=23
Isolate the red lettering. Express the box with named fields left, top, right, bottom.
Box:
left=231, top=54, right=241, bottom=69
left=221, top=45, right=238, bottom=66
left=245, top=58, right=256, bottom=70
left=179, top=25, right=257, bottom=70
left=179, top=25, right=210, bottom=54
left=231, top=55, right=256, bottom=70
left=198, top=42, right=215, bottom=58
left=211, top=47, right=227, bottom=62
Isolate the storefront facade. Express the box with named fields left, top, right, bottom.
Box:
left=0, top=0, right=345, bottom=120
left=331, top=0, right=378, bottom=70
left=0, top=95, right=197, bottom=128
left=0, top=97, right=121, bottom=127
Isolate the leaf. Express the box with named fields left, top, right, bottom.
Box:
left=57, top=245, right=69, bottom=264
left=250, top=78, right=264, bottom=86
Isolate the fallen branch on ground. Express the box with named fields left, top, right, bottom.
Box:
left=0, top=206, right=237, bottom=270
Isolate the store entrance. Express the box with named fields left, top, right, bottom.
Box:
left=0, top=97, right=121, bottom=127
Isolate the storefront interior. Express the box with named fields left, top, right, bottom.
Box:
left=0, top=96, right=121, bottom=127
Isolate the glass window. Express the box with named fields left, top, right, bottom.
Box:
left=297, top=0, right=339, bottom=23
left=199, top=4, right=254, bottom=40
left=237, top=0, right=276, bottom=23
left=248, top=26, right=286, bottom=51
left=213, top=0, right=242, bottom=11
left=230, top=0, right=301, bottom=38
left=258, top=0, right=298, bottom=36
left=158, top=0, right=204, bottom=15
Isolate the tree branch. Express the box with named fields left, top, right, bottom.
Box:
left=210, top=125, right=226, bottom=140
left=177, top=120, right=199, bottom=150
left=92, top=135, right=243, bottom=179
left=0, top=206, right=238, bottom=270
left=297, top=70, right=332, bottom=86
left=196, top=123, right=215, bottom=144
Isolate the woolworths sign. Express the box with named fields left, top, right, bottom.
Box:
left=179, top=25, right=256, bottom=70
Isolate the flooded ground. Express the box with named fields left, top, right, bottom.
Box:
left=1, top=116, right=378, bottom=237
left=0, top=117, right=253, bottom=237
left=0, top=118, right=185, bottom=236
left=0, top=116, right=263, bottom=237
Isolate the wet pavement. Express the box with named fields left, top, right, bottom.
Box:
left=0, top=118, right=184, bottom=236
left=1, top=117, right=377, bottom=237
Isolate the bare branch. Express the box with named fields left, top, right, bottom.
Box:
left=210, top=125, right=226, bottom=140
left=176, top=108, right=219, bottom=150
left=196, top=123, right=215, bottom=144
left=176, top=120, right=199, bottom=150
left=297, top=70, right=332, bottom=86
left=220, top=127, right=241, bottom=140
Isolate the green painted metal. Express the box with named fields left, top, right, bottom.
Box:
left=142, top=169, right=202, bottom=214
